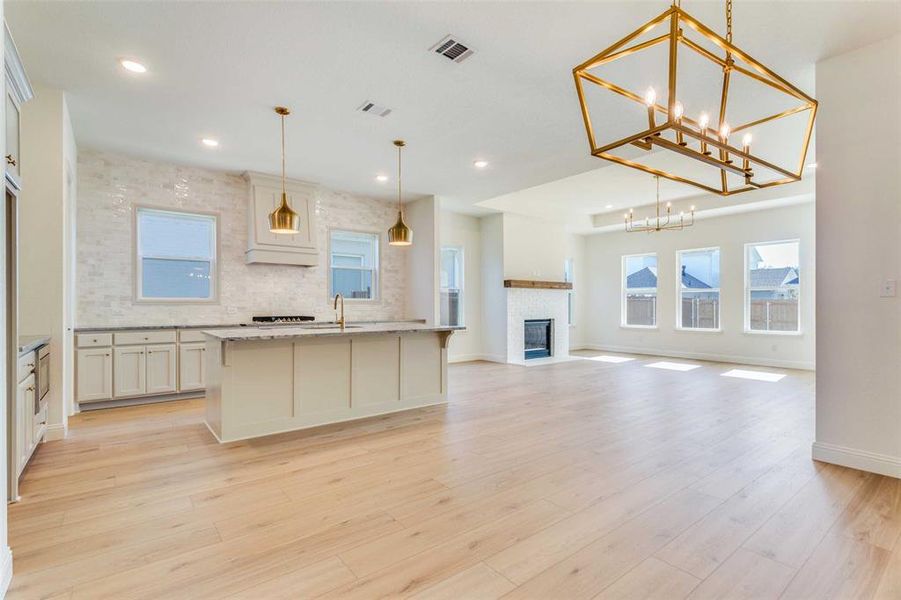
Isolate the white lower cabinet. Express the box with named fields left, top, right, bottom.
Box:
left=146, top=344, right=177, bottom=394
left=15, top=373, right=34, bottom=476
left=76, top=347, right=113, bottom=402
left=114, top=346, right=146, bottom=398
left=179, top=342, right=205, bottom=391
left=77, top=329, right=209, bottom=404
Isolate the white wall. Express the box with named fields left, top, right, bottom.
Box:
left=583, top=202, right=816, bottom=370
left=479, top=214, right=506, bottom=362
left=814, top=34, right=901, bottom=478
left=565, top=233, right=588, bottom=350
left=19, top=84, right=73, bottom=436
left=76, top=149, right=409, bottom=327
left=403, top=196, right=438, bottom=324
left=502, top=212, right=567, bottom=280
left=439, top=210, right=482, bottom=362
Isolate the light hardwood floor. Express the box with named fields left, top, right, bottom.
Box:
left=7, top=352, right=900, bottom=599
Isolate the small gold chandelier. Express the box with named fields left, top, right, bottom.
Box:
left=268, top=106, right=301, bottom=234
left=625, top=175, right=695, bottom=233
left=387, top=139, right=412, bottom=246
left=573, top=0, right=817, bottom=196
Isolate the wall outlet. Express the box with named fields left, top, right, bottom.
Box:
left=881, top=279, right=897, bottom=298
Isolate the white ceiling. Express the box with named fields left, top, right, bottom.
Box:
left=7, top=1, right=900, bottom=226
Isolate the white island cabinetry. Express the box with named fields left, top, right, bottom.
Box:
left=203, top=323, right=457, bottom=443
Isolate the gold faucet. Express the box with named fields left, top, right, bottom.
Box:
left=333, top=293, right=345, bottom=329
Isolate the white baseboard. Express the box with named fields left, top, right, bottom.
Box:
left=44, top=423, right=67, bottom=442
left=812, top=442, right=901, bottom=479
left=0, top=545, right=12, bottom=598
left=448, top=353, right=506, bottom=364
left=581, top=343, right=815, bottom=371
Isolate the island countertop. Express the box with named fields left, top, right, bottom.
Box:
left=202, top=322, right=463, bottom=342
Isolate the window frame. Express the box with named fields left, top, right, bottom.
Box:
left=564, top=258, right=574, bottom=326
left=133, top=205, right=220, bottom=304
left=439, top=245, right=465, bottom=327
left=328, top=228, right=381, bottom=303
left=675, top=246, right=722, bottom=332
left=744, top=239, right=802, bottom=336
left=621, top=252, right=658, bottom=329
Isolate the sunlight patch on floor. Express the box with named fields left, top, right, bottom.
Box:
left=645, top=361, right=701, bottom=372
left=721, top=369, right=786, bottom=382
left=582, top=355, right=635, bottom=363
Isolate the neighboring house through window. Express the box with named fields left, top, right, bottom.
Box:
left=622, top=253, right=657, bottom=327
left=440, top=246, right=463, bottom=327
left=677, top=247, right=721, bottom=330
left=136, top=207, right=217, bottom=302
left=745, top=240, right=800, bottom=332
left=330, top=230, right=379, bottom=300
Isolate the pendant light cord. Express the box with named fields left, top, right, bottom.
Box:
left=281, top=112, right=287, bottom=198
left=397, top=143, right=403, bottom=216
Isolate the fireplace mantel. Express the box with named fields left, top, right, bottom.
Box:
left=503, top=279, right=572, bottom=290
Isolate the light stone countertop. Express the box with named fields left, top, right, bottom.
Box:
left=19, top=335, right=50, bottom=356
left=203, top=322, right=463, bottom=342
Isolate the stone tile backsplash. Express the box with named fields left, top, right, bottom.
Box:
left=77, top=149, right=408, bottom=327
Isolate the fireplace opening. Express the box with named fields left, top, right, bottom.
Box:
left=524, top=319, right=553, bottom=360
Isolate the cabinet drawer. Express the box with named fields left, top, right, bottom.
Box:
left=17, top=352, right=35, bottom=382
left=114, top=330, right=176, bottom=346
left=77, top=333, right=113, bottom=348
left=179, top=330, right=208, bottom=343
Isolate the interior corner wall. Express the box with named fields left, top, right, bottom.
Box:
left=479, top=213, right=506, bottom=362
left=565, top=233, right=588, bottom=350
left=814, top=34, right=901, bottom=478
left=19, top=84, right=69, bottom=438
left=583, top=202, right=816, bottom=370
left=439, top=210, right=482, bottom=362
left=403, top=196, right=439, bottom=324
left=0, top=0, right=12, bottom=591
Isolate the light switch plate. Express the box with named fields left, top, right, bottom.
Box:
left=881, top=279, right=897, bottom=298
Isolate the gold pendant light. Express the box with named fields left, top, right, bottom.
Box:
left=268, top=106, right=301, bottom=234
left=387, top=139, right=412, bottom=246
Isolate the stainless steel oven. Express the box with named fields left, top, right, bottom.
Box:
left=35, top=344, right=49, bottom=414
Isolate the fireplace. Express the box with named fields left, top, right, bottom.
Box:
left=524, top=319, right=553, bottom=360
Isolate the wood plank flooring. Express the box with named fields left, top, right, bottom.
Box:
left=7, top=352, right=900, bottom=599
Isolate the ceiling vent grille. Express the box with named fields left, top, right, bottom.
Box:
left=429, top=35, right=475, bottom=63
left=357, top=101, right=392, bottom=117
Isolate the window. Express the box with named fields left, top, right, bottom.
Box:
left=745, top=240, right=800, bottom=333
left=677, top=247, right=721, bottom=330
left=330, top=230, right=379, bottom=300
left=622, top=253, right=657, bottom=327
left=564, top=258, right=574, bottom=326
left=136, top=207, right=217, bottom=301
left=440, top=247, right=464, bottom=327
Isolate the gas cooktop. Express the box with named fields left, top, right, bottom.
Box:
left=251, top=315, right=316, bottom=324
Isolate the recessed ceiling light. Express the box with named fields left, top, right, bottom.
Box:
left=605, top=204, right=613, bottom=209
left=807, top=162, right=817, bottom=169
left=201, top=138, right=219, bottom=148
left=473, top=160, right=489, bottom=169
left=375, top=174, right=389, bottom=183
left=119, top=59, right=147, bottom=74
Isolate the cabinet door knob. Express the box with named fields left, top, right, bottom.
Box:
left=5, top=154, right=16, bottom=167
left=26, top=386, right=34, bottom=392
left=26, top=363, right=34, bottom=368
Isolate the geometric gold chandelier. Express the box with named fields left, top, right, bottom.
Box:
left=625, top=175, right=695, bottom=233
left=573, top=0, right=817, bottom=196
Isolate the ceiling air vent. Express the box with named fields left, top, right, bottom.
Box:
left=429, top=35, right=475, bottom=63
left=357, top=101, right=392, bottom=117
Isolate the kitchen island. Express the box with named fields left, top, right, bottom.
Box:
left=202, top=322, right=458, bottom=442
